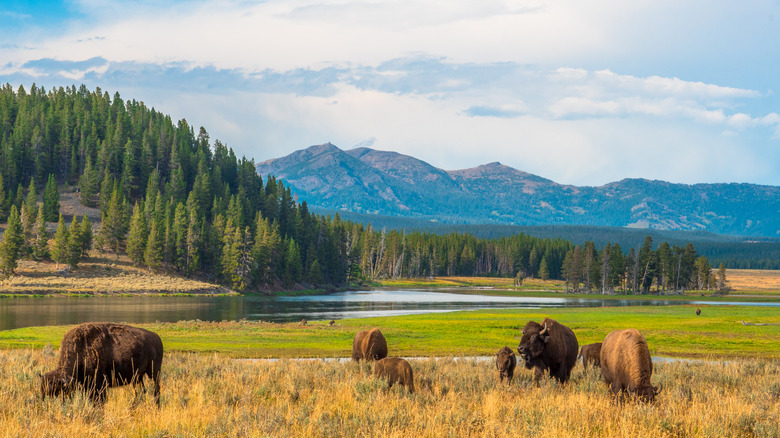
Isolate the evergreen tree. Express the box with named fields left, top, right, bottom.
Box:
left=717, top=263, right=729, bottom=292
left=144, top=216, right=164, bottom=270
left=0, top=206, right=24, bottom=276
left=79, top=215, right=93, bottom=257
left=97, top=185, right=128, bottom=256
left=79, top=156, right=98, bottom=207
left=173, top=202, right=188, bottom=272
left=67, top=216, right=82, bottom=269
left=126, top=202, right=147, bottom=265
left=42, top=173, right=59, bottom=222
left=32, top=206, right=50, bottom=261
left=0, top=173, right=7, bottom=221
left=23, top=177, right=38, bottom=226
left=538, top=257, right=550, bottom=281
left=51, top=214, right=70, bottom=269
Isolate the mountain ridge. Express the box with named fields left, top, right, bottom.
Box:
left=256, top=143, right=780, bottom=237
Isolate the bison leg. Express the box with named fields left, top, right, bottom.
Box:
left=533, top=367, right=544, bottom=386
left=506, top=370, right=514, bottom=385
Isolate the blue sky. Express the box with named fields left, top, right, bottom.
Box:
left=2, top=0, right=780, bottom=186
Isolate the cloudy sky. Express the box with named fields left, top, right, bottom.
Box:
left=2, top=0, right=779, bottom=186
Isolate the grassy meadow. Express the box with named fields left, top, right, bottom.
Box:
left=2, top=305, right=778, bottom=359
left=1, top=349, right=778, bottom=437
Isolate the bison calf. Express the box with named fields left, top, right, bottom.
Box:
left=41, top=322, right=164, bottom=407
left=600, top=328, right=661, bottom=402
left=495, top=346, right=517, bottom=385
left=352, top=328, right=388, bottom=362
left=578, top=342, right=602, bottom=371
left=374, top=357, right=414, bottom=393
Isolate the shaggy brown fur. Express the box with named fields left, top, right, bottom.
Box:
left=578, top=342, right=602, bottom=370
left=517, top=317, right=578, bottom=384
left=351, top=328, right=388, bottom=362
left=40, top=322, right=164, bottom=406
left=600, top=328, right=661, bottom=402
left=495, top=346, right=517, bottom=384
left=374, top=357, right=414, bottom=393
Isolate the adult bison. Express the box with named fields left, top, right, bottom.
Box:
left=495, top=346, right=517, bottom=385
left=40, top=322, right=164, bottom=406
left=352, top=328, right=388, bottom=362
left=600, top=328, right=661, bottom=402
left=578, top=342, right=602, bottom=371
left=374, top=357, right=414, bottom=393
left=517, top=318, right=578, bottom=384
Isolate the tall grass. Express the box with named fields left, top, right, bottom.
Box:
left=2, top=349, right=778, bottom=437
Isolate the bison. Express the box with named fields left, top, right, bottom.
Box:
left=374, top=357, right=414, bottom=393
left=495, top=346, right=517, bottom=385
left=600, top=328, right=661, bottom=402
left=578, top=342, right=602, bottom=371
left=517, top=317, right=578, bottom=384
left=352, top=328, right=388, bottom=362
left=40, top=322, right=164, bottom=406
left=696, top=308, right=701, bottom=316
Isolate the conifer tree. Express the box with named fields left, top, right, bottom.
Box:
left=185, top=204, right=201, bottom=276
left=98, top=168, right=114, bottom=212
left=173, top=202, right=188, bottom=271
left=51, top=214, right=70, bottom=269
left=79, top=156, right=98, bottom=207
left=24, top=177, right=38, bottom=226
left=32, top=206, right=50, bottom=261
left=717, top=263, right=729, bottom=292
left=67, top=216, right=82, bottom=269
left=42, top=173, right=59, bottom=222
left=126, top=202, right=147, bottom=265
left=97, top=185, right=128, bottom=256
left=79, top=215, right=93, bottom=257
left=0, top=206, right=24, bottom=276
left=144, top=216, right=164, bottom=271
left=0, top=173, right=7, bottom=221
left=538, top=257, right=550, bottom=281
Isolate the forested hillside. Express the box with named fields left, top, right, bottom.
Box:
left=0, top=84, right=725, bottom=293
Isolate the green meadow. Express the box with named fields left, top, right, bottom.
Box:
left=1, top=305, right=777, bottom=359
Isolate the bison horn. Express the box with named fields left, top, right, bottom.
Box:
left=540, top=323, right=549, bottom=336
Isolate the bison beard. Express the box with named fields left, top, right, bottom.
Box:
left=516, top=318, right=578, bottom=384
left=40, top=322, right=164, bottom=407
left=374, top=357, right=414, bottom=393
left=600, top=328, right=661, bottom=403
left=352, top=328, right=388, bottom=362
left=495, top=346, right=517, bottom=385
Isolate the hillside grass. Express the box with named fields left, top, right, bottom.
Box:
left=2, top=350, right=778, bottom=437
left=2, top=305, right=778, bottom=359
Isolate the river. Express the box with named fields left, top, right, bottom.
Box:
left=1, top=288, right=777, bottom=330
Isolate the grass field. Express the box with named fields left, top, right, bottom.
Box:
left=2, top=305, right=778, bottom=359
left=1, top=350, right=778, bottom=437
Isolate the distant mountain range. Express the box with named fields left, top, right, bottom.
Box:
left=256, top=143, right=780, bottom=237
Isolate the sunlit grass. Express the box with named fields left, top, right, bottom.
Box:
left=1, top=349, right=778, bottom=437
left=2, top=305, right=778, bottom=359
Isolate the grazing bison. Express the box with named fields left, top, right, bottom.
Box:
left=600, top=328, right=661, bottom=402
left=329, top=320, right=336, bottom=326
left=40, top=322, right=164, bottom=406
left=352, top=328, right=388, bottom=362
left=578, top=342, right=602, bottom=371
left=517, top=318, right=578, bottom=384
left=374, top=357, right=414, bottom=393
left=495, top=346, right=517, bottom=384
left=696, top=308, right=701, bottom=316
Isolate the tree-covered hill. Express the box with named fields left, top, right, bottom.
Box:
left=0, top=84, right=730, bottom=294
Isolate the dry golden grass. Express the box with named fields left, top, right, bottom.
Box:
left=0, top=255, right=232, bottom=295
left=3, top=349, right=778, bottom=437
left=726, top=269, right=780, bottom=292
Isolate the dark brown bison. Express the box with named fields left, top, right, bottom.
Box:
left=696, top=308, right=701, bottom=316
left=374, top=357, right=414, bottom=393
left=517, top=317, right=578, bottom=384
left=40, top=322, right=164, bottom=406
left=578, top=342, right=602, bottom=370
left=329, top=320, right=336, bottom=326
left=600, top=328, right=661, bottom=402
left=495, top=346, right=517, bottom=384
left=352, top=328, right=388, bottom=362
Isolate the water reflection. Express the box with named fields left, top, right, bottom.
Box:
left=0, top=289, right=777, bottom=330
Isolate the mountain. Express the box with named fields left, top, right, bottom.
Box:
left=256, top=143, right=780, bottom=237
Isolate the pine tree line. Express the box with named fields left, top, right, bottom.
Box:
left=560, top=236, right=728, bottom=294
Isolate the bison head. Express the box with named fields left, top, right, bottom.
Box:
left=637, top=384, right=662, bottom=403
left=40, top=371, right=72, bottom=400
left=517, top=321, right=551, bottom=367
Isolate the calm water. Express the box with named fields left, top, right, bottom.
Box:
left=1, top=288, right=777, bottom=331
